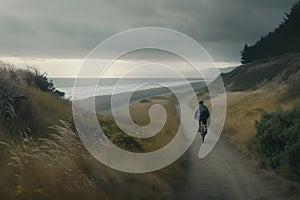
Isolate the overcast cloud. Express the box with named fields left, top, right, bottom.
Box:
left=0, top=0, right=296, bottom=63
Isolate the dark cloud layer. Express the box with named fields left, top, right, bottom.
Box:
left=0, top=0, right=296, bottom=62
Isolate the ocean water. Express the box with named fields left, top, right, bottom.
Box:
left=51, top=78, right=207, bottom=100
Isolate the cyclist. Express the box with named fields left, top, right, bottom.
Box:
left=194, top=100, right=210, bottom=142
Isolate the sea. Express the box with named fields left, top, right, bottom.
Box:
left=51, top=78, right=209, bottom=100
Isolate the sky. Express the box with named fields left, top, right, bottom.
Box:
left=0, top=0, right=297, bottom=77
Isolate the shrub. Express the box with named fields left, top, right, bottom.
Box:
left=255, top=104, right=300, bottom=179
left=140, top=99, right=149, bottom=103
left=20, top=67, right=65, bottom=97
left=98, top=115, right=142, bottom=151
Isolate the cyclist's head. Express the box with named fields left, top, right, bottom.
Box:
left=199, top=100, right=204, bottom=105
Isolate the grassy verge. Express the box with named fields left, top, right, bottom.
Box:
left=97, top=95, right=189, bottom=198
left=222, top=84, right=299, bottom=155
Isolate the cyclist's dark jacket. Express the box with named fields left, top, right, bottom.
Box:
left=194, top=104, right=210, bottom=121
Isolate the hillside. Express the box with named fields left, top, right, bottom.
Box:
left=0, top=62, right=71, bottom=137
left=203, top=50, right=300, bottom=189
left=0, top=62, right=188, bottom=200
left=222, top=53, right=300, bottom=91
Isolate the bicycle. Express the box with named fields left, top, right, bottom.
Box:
left=198, top=121, right=207, bottom=143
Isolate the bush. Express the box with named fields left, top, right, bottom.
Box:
left=98, top=115, right=142, bottom=151
left=20, top=67, right=65, bottom=97
left=255, top=104, right=300, bottom=179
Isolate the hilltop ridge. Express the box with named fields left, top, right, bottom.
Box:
left=222, top=53, right=300, bottom=91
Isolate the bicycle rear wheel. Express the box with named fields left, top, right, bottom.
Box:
left=200, top=124, right=206, bottom=143
left=201, top=133, right=205, bottom=143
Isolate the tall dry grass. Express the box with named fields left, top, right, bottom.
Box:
left=0, top=98, right=186, bottom=200
left=0, top=62, right=189, bottom=199
left=0, top=63, right=72, bottom=137
left=195, top=80, right=300, bottom=155
left=97, top=95, right=190, bottom=199
left=0, top=121, right=106, bottom=200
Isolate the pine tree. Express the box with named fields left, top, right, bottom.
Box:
left=240, top=0, right=300, bottom=63
left=241, top=44, right=248, bottom=64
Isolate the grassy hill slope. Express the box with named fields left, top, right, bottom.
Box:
left=204, top=52, right=300, bottom=194
left=222, top=53, right=300, bottom=91
left=0, top=63, right=187, bottom=200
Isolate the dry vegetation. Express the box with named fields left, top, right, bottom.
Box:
left=97, top=95, right=189, bottom=195
left=197, top=79, right=299, bottom=154
left=196, top=81, right=300, bottom=199
left=0, top=63, right=188, bottom=200
left=131, top=96, right=180, bottom=151
left=99, top=96, right=180, bottom=152
left=222, top=84, right=299, bottom=153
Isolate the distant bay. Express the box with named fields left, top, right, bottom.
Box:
left=51, top=78, right=211, bottom=100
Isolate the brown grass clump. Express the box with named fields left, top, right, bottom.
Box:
left=279, top=78, right=300, bottom=102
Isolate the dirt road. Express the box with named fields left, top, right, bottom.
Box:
left=174, top=94, right=284, bottom=200
left=175, top=137, right=285, bottom=200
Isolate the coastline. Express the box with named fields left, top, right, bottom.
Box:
left=92, top=81, right=205, bottom=112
